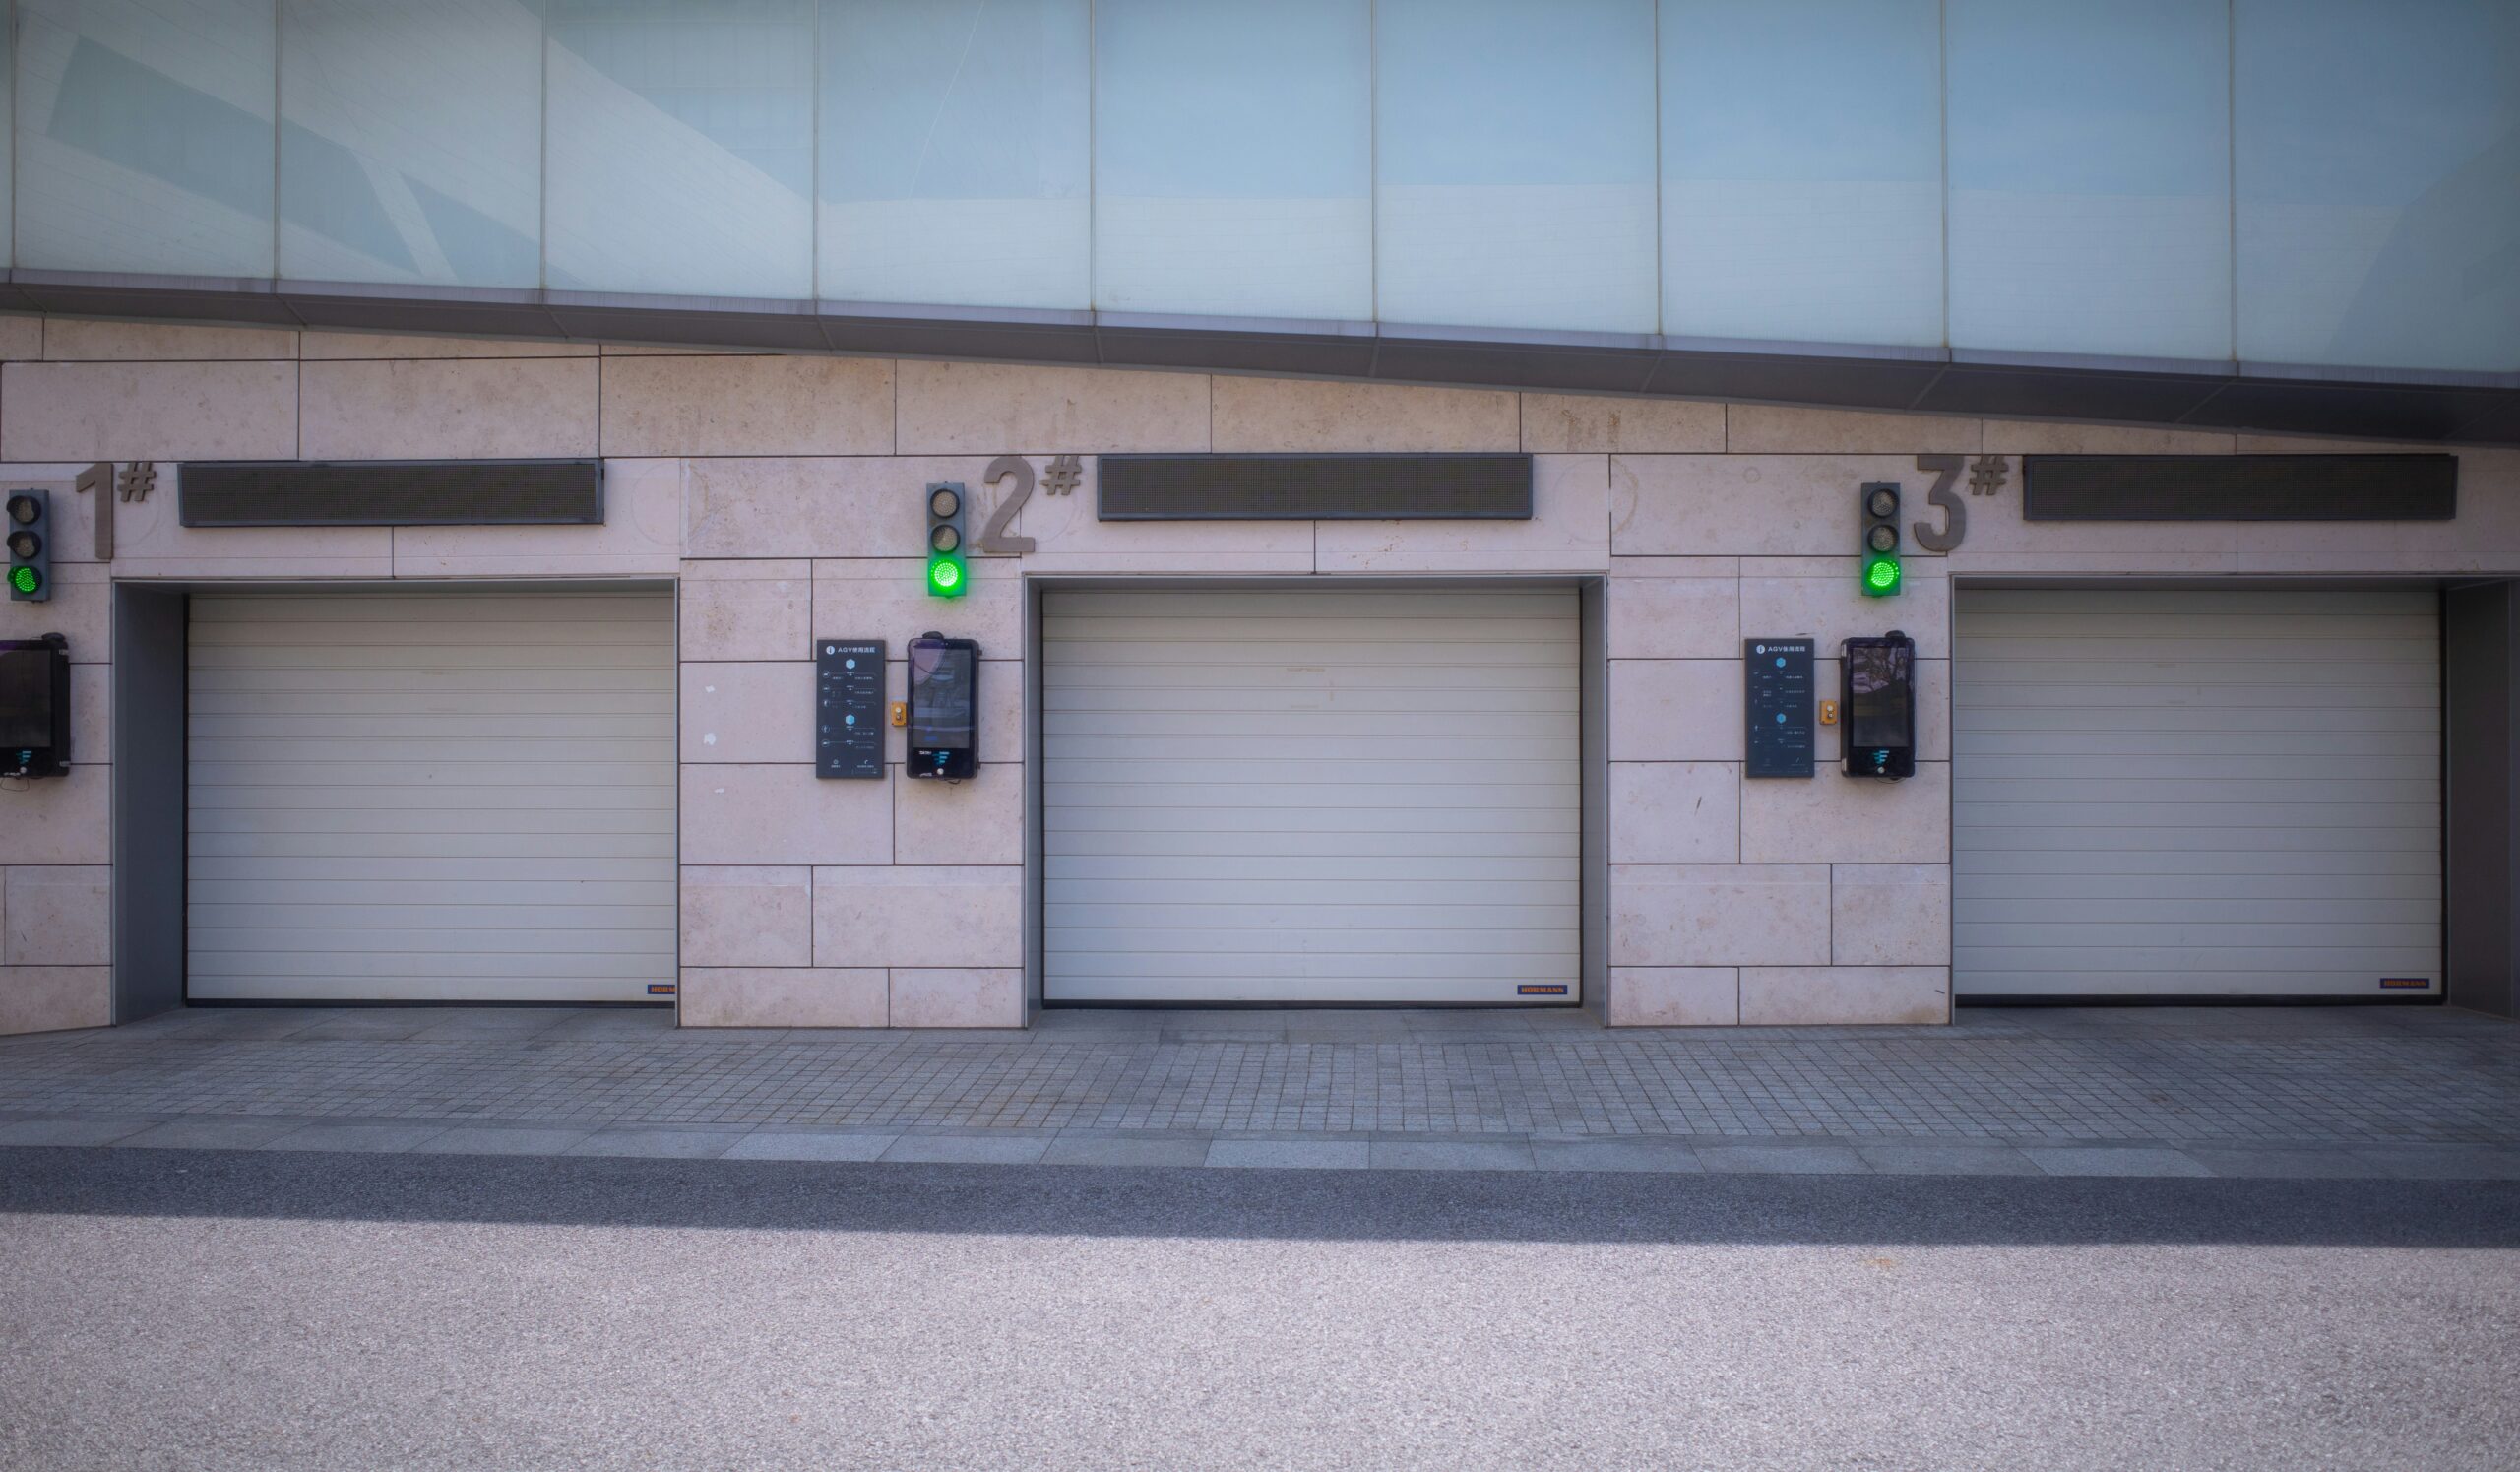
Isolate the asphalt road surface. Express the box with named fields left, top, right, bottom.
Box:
left=4, top=1148, right=2516, bottom=1471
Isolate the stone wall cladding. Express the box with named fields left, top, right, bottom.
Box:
left=1, top=314, right=2514, bottom=1032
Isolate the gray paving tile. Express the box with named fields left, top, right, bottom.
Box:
left=723, top=1131, right=898, bottom=1162
left=1698, top=1143, right=1870, bottom=1175
left=1205, top=1139, right=1370, bottom=1170
left=1856, top=1143, right=2042, bottom=1176
left=263, top=1120, right=451, bottom=1154
left=1041, top=1135, right=1211, bottom=1168
left=110, top=1117, right=309, bottom=1151
left=1531, top=1140, right=1706, bottom=1174
left=2026, top=1147, right=2212, bottom=1178
left=566, top=1126, right=747, bottom=1160
left=2187, top=1146, right=2385, bottom=1179
left=412, top=1125, right=599, bottom=1157
left=0, top=1116, right=161, bottom=1147
left=2352, top=1144, right=2520, bottom=1180
left=1367, top=1140, right=1536, bottom=1172
left=880, top=1135, right=1051, bottom=1165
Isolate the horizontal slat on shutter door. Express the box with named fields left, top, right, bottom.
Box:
left=1042, top=586, right=1582, bottom=1004
left=1953, top=589, right=2440, bottom=999
left=186, top=589, right=677, bottom=1003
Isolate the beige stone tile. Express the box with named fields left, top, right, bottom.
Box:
left=1608, top=864, right=1829, bottom=967
left=0, top=765, right=105, bottom=865
left=1831, top=864, right=1951, bottom=966
left=888, top=968, right=1025, bottom=1028
left=0, top=558, right=109, bottom=657
left=1612, top=455, right=1944, bottom=558
left=1, top=361, right=296, bottom=461
left=1738, top=965, right=1948, bottom=1025
left=685, top=456, right=1025, bottom=559
left=601, top=355, right=893, bottom=457
left=894, top=765, right=1022, bottom=866
left=2232, top=432, right=2438, bottom=454
left=2, top=866, right=109, bottom=965
left=1979, top=420, right=2235, bottom=455
left=1606, top=569, right=1739, bottom=659
left=1012, top=460, right=1314, bottom=572
left=677, top=561, right=812, bottom=662
left=1739, top=559, right=1951, bottom=659
left=42, top=319, right=296, bottom=360
left=0, top=966, right=110, bottom=1035
left=1608, top=967, right=1739, bottom=1026
left=680, top=765, right=891, bottom=866
left=897, top=361, right=1209, bottom=454
left=1211, top=377, right=1517, bottom=453
left=1524, top=394, right=1724, bottom=453
left=600, top=342, right=763, bottom=356
left=1608, top=661, right=1741, bottom=762
left=813, top=866, right=1022, bottom=970
left=1314, top=454, right=1608, bottom=572
left=1609, top=762, right=1739, bottom=864
left=392, top=457, right=679, bottom=576
left=1741, top=760, right=1950, bottom=864
left=678, top=866, right=812, bottom=967
left=111, top=466, right=393, bottom=579
left=680, top=663, right=813, bottom=764
left=812, top=557, right=1022, bottom=656
left=1725, top=404, right=1980, bottom=455
left=1811, top=658, right=1950, bottom=763
left=679, top=966, right=886, bottom=1027
left=69, top=665, right=108, bottom=769
left=0, top=316, right=43, bottom=361
left=300, top=357, right=598, bottom=459
left=299, top=331, right=595, bottom=359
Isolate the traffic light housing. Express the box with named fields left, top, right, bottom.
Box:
left=925, top=481, right=967, bottom=598
left=7, top=489, right=48, bottom=602
left=1858, top=481, right=1901, bottom=597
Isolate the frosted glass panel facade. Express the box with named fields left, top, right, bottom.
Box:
left=1660, top=0, right=1940, bottom=348
left=1093, top=0, right=1370, bottom=322
left=15, top=0, right=277, bottom=277
left=1374, top=0, right=1658, bottom=335
left=2236, top=0, right=2520, bottom=372
left=1946, top=0, right=2232, bottom=361
left=820, top=0, right=1089, bottom=311
left=545, top=0, right=813, bottom=299
left=280, top=1, right=544, bottom=288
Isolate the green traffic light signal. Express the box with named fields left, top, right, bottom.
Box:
left=927, top=555, right=965, bottom=597
left=1862, top=553, right=1901, bottom=597
left=8, top=565, right=37, bottom=596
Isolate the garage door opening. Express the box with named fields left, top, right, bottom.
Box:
left=1954, top=587, right=2441, bottom=1003
left=1040, top=585, right=1584, bottom=1007
left=183, top=587, right=677, bottom=1005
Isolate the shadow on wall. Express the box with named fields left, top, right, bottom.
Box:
left=4, top=1149, right=2517, bottom=1250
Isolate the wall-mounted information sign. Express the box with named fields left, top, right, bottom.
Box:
left=814, top=639, right=885, bottom=779
left=1744, top=638, right=1814, bottom=778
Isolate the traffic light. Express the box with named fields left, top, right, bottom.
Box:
left=1858, top=481, right=1901, bottom=597
left=925, top=481, right=967, bottom=598
left=6, top=489, right=48, bottom=603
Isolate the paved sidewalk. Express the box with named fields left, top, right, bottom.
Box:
left=1, top=1003, right=2515, bottom=1177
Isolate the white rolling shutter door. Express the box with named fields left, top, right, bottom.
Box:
left=1042, top=587, right=1581, bottom=1004
left=186, top=590, right=677, bottom=1003
left=1954, top=588, right=2441, bottom=1000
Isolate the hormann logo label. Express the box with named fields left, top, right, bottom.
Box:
left=1517, top=985, right=1569, bottom=996
left=647, top=983, right=679, bottom=996
left=2378, top=977, right=2430, bottom=990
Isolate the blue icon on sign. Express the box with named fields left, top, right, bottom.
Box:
left=844, top=715, right=855, bottom=727
left=845, top=658, right=856, bottom=670
left=1775, top=656, right=1786, bottom=668
left=1775, top=713, right=1786, bottom=724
